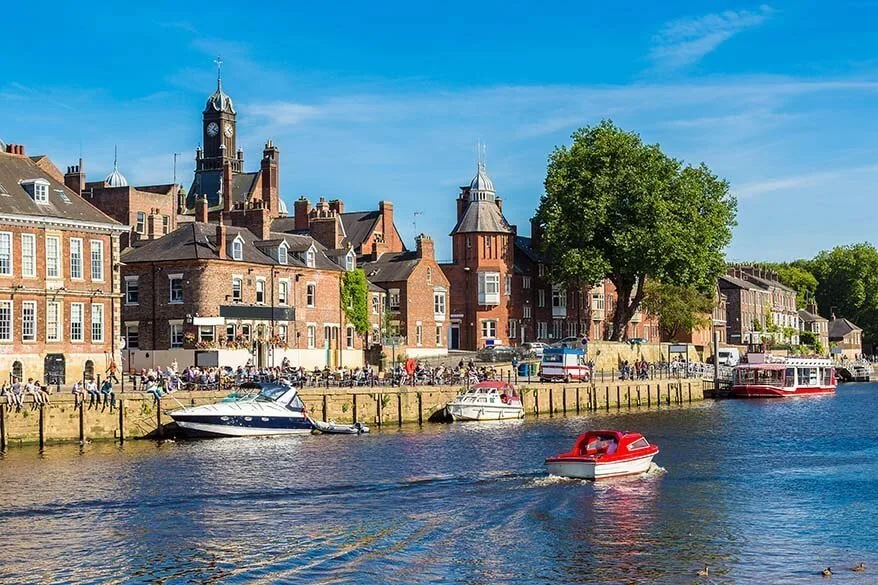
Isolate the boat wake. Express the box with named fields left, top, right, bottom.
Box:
left=642, top=462, right=667, bottom=477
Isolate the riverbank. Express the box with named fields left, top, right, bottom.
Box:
left=0, top=378, right=705, bottom=446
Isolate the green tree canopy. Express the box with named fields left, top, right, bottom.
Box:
left=809, top=242, right=878, bottom=343
left=535, top=120, right=737, bottom=340
left=341, top=269, right=370, bottom=336
left=753, top=262, right=818, bottom=309
left=641, top=282, right=714, bottom=342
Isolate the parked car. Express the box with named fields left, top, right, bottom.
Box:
left=628, top=337, right=648, bottom=345
left=717, top=347, right=741, bottom=366
left=521, top=342, right=548, bottom=358
left=551, top=336, right=583, bottom=349
left=477, top=345, right=518, bottom=362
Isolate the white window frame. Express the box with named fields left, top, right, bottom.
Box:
left=91, top=303, right=104, bottom=343
left=46, top=235, right=61, bottom=279
left=346, top=326, right=355, bottom=349
left=0, top=300, right=11, bottom=342
left=21, top=301, right=36, bottom=342
left=481, top=319, right=497, bottom=340
left=345, top=252, right=354, bottom=271
left=279, top=279, right=290, bottom=305
left=255, top=278, right=266, bottom=304
left=199, top=326, right=215, bottom=343
left=21, top=234, right=35, bottom=278
left=136, top=212, right=146, bottom=234
left=388, top=289, right=400, bottom=311
left=170, top=323, right=184, bottom=348
left=307, top=324, right=317, bottom=348
left=126, top=324, right=139, bottom=349
left=231, top=236, right=244, bottom=261
left=434, top=290, right=446, bottom=320
left=0, top=232, right=12, bottom=276
left=90, top=240, right=104, bottom=282
left=306, top=247, right=316, bottom=268
left=371, top=294, right=380, bottom=314
left=538, top=289, right=546, bottom=308
left=232, top=276, right=243, bottom=302
left=278, top=243, right=289, bottom=265
left=168, top=273, right=184, bottom=304
left=416, top=322, right=423, bottom=346
left=523, top=305, right=532, bottom=319
left=436, top=325, right=443, bottom=346
left=69, top=237, right=83, bottom=280
left=70, top=302, right=84, bottom=343
left=478, top=272, right=500, bottom=305
left=33, top=181, right=49, bottom=203
left=523, top=276, right=531, bottom=289
left=125, top=276, right=139, bottom=305
left=46, top=301, right=61, bottom=342
left=306, top=283, right=316, bottom=307
left=278, top=324, right=288, bottom=342
left=162, top=215, right=170, bottom=234
left=505, top=274, right=512, bottom=296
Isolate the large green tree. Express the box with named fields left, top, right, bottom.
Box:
left=808, top=243, right=878, bottom=343
left=535, top=120, right=737, bottom=340
left=641, top=282, right=715, bottom=342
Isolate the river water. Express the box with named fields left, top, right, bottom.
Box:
left=1, top=384, right=877, bottom=584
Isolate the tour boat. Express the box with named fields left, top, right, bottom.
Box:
left=545, top=430, right=659, bottom=480
left=169, top=381, right=369, bottom=437
left=446, top=380, right=524, bottom=421
left=731, top=353, right=836, bottom=398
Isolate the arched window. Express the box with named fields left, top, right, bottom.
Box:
left=84, top=360, right=95, bottom=381
left=12, top=360, right=22, bottom=382
left=231, top=238, right=243, bottom=261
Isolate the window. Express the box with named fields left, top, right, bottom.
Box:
left=0, top=301, right=11, bottom=341
left=509, top=320, right=518, bottom=341
left=306, top=284, right=316, bottom=307
left=125, top=277, right=139, bottom=305
left=416, top=323, right=423, bottom=345
left=21, top=234, right=35, bottom=277
left=33, top=182, right=49, bottom=203
left=90, top=240, right=104, bottom=281
left=241, top=324, right=251, bottom=341
left=538, top=264, right=546, bottom=277
left=523, top=305, right=532, bottom=319
left=70, top=238, right=83, bottom=279
left=230, top=237, right=243, bottom=261
left=552, top=320, right=562, bottom=339
left=232, top=277, right=242, bottom=302
left=306, top=248, right=316, bottom=268
left=345, top=253, right=354, bottom=271
left=46, top=301, right=61, bottom=342
left=426, top=267, right=432, bottom=284
left=256, top=279, right=265, bottom=304
left=477, top=272, right=500, bottom=305
left=466, top=235, right=472, bottom=249
left=538, top=321, right=547, bottom=339
left=523, top=276, right=531, bottom=289
left=436, top=325, right=443, bottom=346
left=21, top=301, right=35, bottom=342
left=279, top=280, right=289, bottom=305
left=278, top=244, right=288, bottom=265
left=486, top=235, right=492, bottom=249
left=225, top=324, right=236, bottom=342
left=372, top=294, right=380, bottom=314
left=162, top=216, right=170, bottom=234
left=538, top=289, right=546, bottom=308
left=0, top=232, right=11, bottom=275
left=505, top=275, right=512, bottom=296
left=70, top=303, right=84, bottom=342
left=388, top=289, right=400, bottom=311
left=481, top=320, right=497, bottom=339
left=199, top=326, right=214, bottom=342
left=278, top=324, right=288, bottom=342
left=307, top=325, right=316, bottom=348
left=11, top=361, right=22, bottom=381
left=126, top=325, right=139, bottom=349
left=346, top=326, right=355, bottom=349
left=136, top=212, right=146, bottom=234
left=170, top=323, right=184, bottom=348
left=91, top=304, right=104, bottom=342
left=169, top=275, right=183, bottom=303
left=434, top=291, right=446, bottom=317
left=46, top=235, right=61, bottom=278
left=592, top=293, right=605, bottom=311
left=552, top=289, right=567, bottom=308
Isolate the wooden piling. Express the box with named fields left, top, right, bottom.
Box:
left=397, top=393, right=403, bottom=426
left=534, top=389, right=539, bottom=416
left=548, top=387, right=554, bottom=416
left=118, top=399, right=125, bottom=443
left=156, top=398, right=163, bottom=438
left=0, top=404, right=6, bottom=450
left=79, top=403, right=85, bottom=444
left=322, top=395, right=328, bottom=422
left=376, top=393, right=383, bottom=427
left=605, top=387, right=610, bottom=411
left=575, top=387, right=580, bottom=414
left=562, top=386, right=567, bottom=414
left=39, top=404, right=45, bottom=448
left=352, top=394, right=358, bottom=424
left=636, top=387, right=642, bottom=407
left=417, top=392, right=423, bottom=425
left=616, top=386, right=621, bottom=410
left=647, top=385, right=651, bottom=408
left=656, top=384, right=661, bottom=407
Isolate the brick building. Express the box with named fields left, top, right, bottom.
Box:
left=798, top=304, right=829, bottom=352
left=0, top=143, right=128, bottom=383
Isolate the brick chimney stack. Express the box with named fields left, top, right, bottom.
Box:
left=147, top=213, right=158, bottom=239
left=530, top=217, right=543, bottom=249
left=64, top=159, right=86, bottom=195
left=196, top=195, right=209, bottom=223
left=216, top=214, right=227, bottom=259
left=379, top=200, right=394, bottom=238
left=4, top=144, right=25, bottom=156
left=495, top=196, right=502, bottom=212
left=416, top=234, right=434, bottom=260
left=260, top=140, right=279, bottom=214
left=222, top=161, right=233, bottom=213
left=329, top=199, right=345, bottom=214
left=294, top=196, right=311, bottom=231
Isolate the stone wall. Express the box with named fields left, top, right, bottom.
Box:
left=0, top=378, right=704, bottom=446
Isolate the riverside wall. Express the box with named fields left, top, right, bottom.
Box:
left=0, top=379, right=705, bottom=446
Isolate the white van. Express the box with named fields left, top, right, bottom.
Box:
left=717, top=348, right=741, bottom=367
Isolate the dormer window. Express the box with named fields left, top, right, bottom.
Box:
left=278, top=243, right=289, bottom=265
left=231, top=236, right=244, bottom=261
left=306, top=247, right=316, bottom=268
left=345, top=251, right=355, bottom=271
left=21, top=179, right=50, bottom=204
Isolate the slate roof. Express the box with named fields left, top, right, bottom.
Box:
left=361, top=251, right=421, bottom=283
left=450, top=200, right=513, bottom=235
left=0, top=151, right=122, bottom=226
left=185, top=170, right=260, bottom=212
left=798, top=309, right=827, bottom=323
left=339, top=211, right=379, bottom=249
left=829, top=317, right=862, bottom=339
left=741, top=272, right=795, bottom=293
left=514, top=235, right=549, bottom=264
left=719, top=274, right=766, bottom=291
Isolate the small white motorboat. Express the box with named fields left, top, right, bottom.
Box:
left=545, top=430, right=659, bottom=480
left=312, top=420, right=369, bottom=435
left=446, top=380, right=524, bottom=421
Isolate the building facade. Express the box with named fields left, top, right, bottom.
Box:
left=0, top=144, right=127, bottom=383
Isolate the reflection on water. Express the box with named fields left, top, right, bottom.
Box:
left=1, top=386, right=878, bottom=583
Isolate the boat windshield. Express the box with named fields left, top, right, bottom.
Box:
left=580, top=435, right=619, bottom=455
left=256, top=386, right=289, bottom=402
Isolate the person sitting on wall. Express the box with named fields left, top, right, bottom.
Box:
left=24, top=378, right=41, bottom=409
left=71, top=381, right=86, bottom=408
left=9, top=378, right=23, bottom=410
left=86, top=379, right=100, bottom=408
left=100, top=379, right=115, bottom=411
left=36, top=382, right=51, bottom=406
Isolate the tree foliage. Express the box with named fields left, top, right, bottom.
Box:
left=808, top=243, right=878, bottom=344
left=641, top=282, right=714, bottom=342
left=754, top=262, right=818, bottom=309
left=341, top=269, right=370, bottom=336
left=535, top=120, right=737, bottom=340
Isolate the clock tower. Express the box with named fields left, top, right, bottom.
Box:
left=197, top=57, right=241, bottom=173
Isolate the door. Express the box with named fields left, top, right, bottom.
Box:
left=44, top=353, right=66, bottom=385
left=450, top=324, right=460, bottom=350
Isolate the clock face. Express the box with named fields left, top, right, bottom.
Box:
left=224, top=124, right=234, bottom=138
left=206, top=122, right=219, bottom=137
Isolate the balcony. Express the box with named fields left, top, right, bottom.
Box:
left=478, top=292, right=500, bottom=305
left=552, top=306, right=567, bottom=318
left=630, top=310, right=642, bottom=323
left=591, top=308, right=605, bottom=321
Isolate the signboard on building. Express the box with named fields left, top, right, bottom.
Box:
left=669, top=344, right=688, bottom=354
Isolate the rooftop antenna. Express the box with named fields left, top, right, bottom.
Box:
left=214, top=55, right=223, bottom=89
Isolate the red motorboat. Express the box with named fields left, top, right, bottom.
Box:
left=545, top=430, right=659, bottom=480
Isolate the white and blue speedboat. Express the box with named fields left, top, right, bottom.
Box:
left=168, top=381, right=321, bottom=437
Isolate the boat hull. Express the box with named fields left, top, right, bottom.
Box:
left=731, top=384, right=836, bottom=398
left=446, top=403, right=524, bottom=421
left=170, top=414, right=314, bottom=437
left=545, top=453, right=656, bottom=480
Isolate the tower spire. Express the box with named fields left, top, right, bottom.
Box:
left=214, top=55, right=223, bottom=90
left=113, top=145, right=118, bottom=170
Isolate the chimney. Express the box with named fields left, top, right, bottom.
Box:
left=261, top=140, right=279, bottom=214
left=310, top=215, right=341, bottom=249
left=329, top=199, right=345, bottom=214
left=216, top=214, right=227, bottom=259
left=531, top=217, right=543, bottom=249
left=416, top=234, right=434, bottom=260
left=457, top=191, right=468, bottom=222
left=294, top=196, right=311, bottom=231
left=4, top=144, right=25, bottom=156
left=64, top=159, right=86, bottom=195
left=222, top=161, right=233, bottom=213
left=379, top=200, right=394, bottom=239
left=147, top=213, right=158, bottom=239
left=196, top=195, right=209, bottom=223
left=495, top=196, right=502, bottom=212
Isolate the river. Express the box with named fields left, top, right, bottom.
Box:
left=1, top=383, right=877, bottom=584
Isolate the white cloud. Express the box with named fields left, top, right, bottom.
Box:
left=735, top=163, right=878, bottom=198
left=649, top=5, right=775, bottom=70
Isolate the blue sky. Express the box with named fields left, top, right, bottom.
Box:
left=2, top=0, right=877, bottom=262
